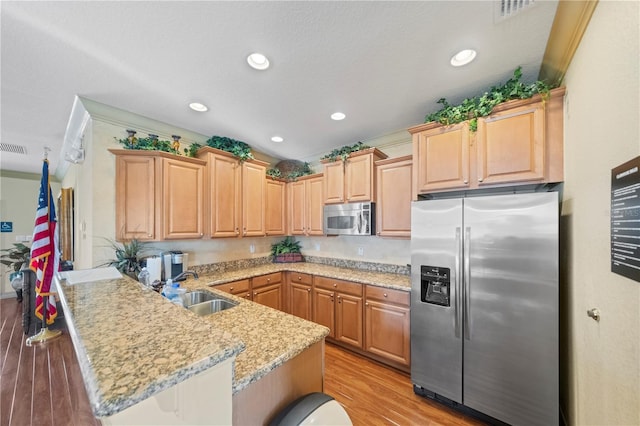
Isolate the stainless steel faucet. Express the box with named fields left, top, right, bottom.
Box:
left=173, top=270, right=199, bottom=282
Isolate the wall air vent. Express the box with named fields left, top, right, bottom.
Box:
left=495, top=0, right=536, bottom=22
left=0, top=143, right=28, bottom=155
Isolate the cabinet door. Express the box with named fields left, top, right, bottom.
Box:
left=115, top=155, right=157, bottom=241
left=345, top=154, right=373, bottom=202
left=242, top=162, right=266, bottom=237
left=253, top=282, right=283, bottom=310
left=365, top=300, right=410, bottom=366
left=476, top=103, right=545, bottom=185
left=335, top=293, right=363, bottom=348
left=290, top=282, right=313, bottom=321
left=214, top=279, right=251, bottom=300
left=265, top=179, right=286, bottom=236
left=162, top=158, right=204, bottom=239
left=306, top=176, right=325, bottom=235
left=209, top=154, right=241, bottom=237
left=376, top=156, right=412, bottom=238
left=313, top=288, right=335, bottom=338
left=323, top=161, right=344, bottom=204
left=288, top=180, right=306, bottom=235
left=414, top=122, right=470, bottom=193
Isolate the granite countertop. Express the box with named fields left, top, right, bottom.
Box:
left=56, top=276, right=245, bottom=417
left=200, top=262, right=411, bottom=292
left=57, top=261, right=407, bottom=417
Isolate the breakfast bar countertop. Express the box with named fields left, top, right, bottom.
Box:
left=56, top=276, right=245, bottom=418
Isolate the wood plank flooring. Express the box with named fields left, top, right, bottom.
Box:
left=324, top=343, right=484, bottom=426
left=2, top=297, right=482, bottom=425
left=0, top=298, right=100, bottom=426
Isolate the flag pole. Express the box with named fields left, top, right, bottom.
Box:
left=26, top=147, right=62, bottom=346
left=26, top=292, right=61, bottom=346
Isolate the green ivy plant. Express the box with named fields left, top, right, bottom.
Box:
left=320, top=141, right=370, bottom=162
left=205, top=136, right=254, bottom=161
left=424, top=66, right=557, bottom=131
left=115, top=135, right=182, bottom=155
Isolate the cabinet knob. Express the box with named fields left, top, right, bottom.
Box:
left=384, top=293, right=388, bottom=297
left=254, top=292, right=257, bottom=296
left=333, top=283, right=337, bottom=288
left=307, top=288, right=311, bottom=292
left=377, top=231, right=380, bottom=235
left=366, top=302, right=369, bottom=306
left=463, top=180, right=468, bottom=184
left=298, top=276, right=302, bottom=280
left=230, top=287, right=234, bottom=291
left=200, top=233, right=203, bottom=237
left=148, top=234, right=152, bottom=237
left=267, top=278, right=271, bottom=282
left=246, top=293, right=251, bottom=298
left=478, top=178, right=483, bottom=182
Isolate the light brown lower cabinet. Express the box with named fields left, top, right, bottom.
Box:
left=252, top=272, right=283, bottom=311
left=212, top=279, right=252, bottom=300
left=288, top=272, right=313, bottom=321
left=313, top=276, right=363, bottom=349
left=364, top=285, right=410, bottom=367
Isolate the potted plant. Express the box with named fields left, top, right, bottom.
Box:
left=271, top=236, right=304, bottom=263
left=0, top=243, right=31, bottom=301
left=101, top=238, right=148, bottom=278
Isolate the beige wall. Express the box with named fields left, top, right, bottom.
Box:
left=0, top=173, right=61, bottom=296
left=562, top=1, right=640, bottom=424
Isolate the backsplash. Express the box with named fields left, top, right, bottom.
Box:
left=191, top=256, right=410, bottom=276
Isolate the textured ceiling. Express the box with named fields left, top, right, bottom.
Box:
left=0, top=1, right=558, bottom=175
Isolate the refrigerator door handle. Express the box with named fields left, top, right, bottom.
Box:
left=464, top=226, right=471, bottom=340
left=454, top=227, right=462, bottom=338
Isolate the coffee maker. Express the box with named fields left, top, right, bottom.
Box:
left=161, top=251, right=188, bottom=281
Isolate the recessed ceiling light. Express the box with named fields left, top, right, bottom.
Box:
left=331, top=112, right=346, bottom=121
left=247, top=53, right=270, bottom=70
left=450, top=49, right=477, bottom=67
left=189, top=102, right=208, bottom=112
left=271, top=136, right=284, bottom=143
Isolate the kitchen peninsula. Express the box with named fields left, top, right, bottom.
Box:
left=56, top=270, right=330, bottom=425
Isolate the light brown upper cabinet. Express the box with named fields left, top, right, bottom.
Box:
left=288, top=173, right=324, bottom=236
left=322, top=148, right=387, bottom=204
left=265, top=178, right=287, bottom=237
left=409, top=87, right=565, bottom=198
left=242, top=160, right=267, bottom=237
left=197, top=147, right=267, bottom=238
left=111, top=149, right=205, bottom=241
left=375, top=155, right=412, bottom=238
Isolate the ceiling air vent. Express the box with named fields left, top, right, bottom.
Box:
left=495, top=0, right=536, bottom=22
left=0, top=143, right=28, bottom=155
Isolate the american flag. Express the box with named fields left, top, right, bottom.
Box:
left=30, top=159, right=59, bottom=325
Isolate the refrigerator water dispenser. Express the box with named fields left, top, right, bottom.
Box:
left=420, top=266, right=450, bottom=307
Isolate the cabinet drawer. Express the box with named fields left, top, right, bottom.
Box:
left=252, top=272, right=282, bottom=289
left=290, top=272, right=313, bottom=285
left=213, top=279, right=250, bottom=294
left=314, top=276, right=362, bottom=297
left=366, top=285, right=409, bottom=306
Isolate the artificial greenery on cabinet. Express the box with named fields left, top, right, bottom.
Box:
left=423, top=66, right=558, bottom=131
left=320, top=141, right=371, bottom=162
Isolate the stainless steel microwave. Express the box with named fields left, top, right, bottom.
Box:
left=323, top=202, right=375, bottom=236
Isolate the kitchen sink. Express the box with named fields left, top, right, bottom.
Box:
left=180, top=290, right=238, bottom=316
left=188, top=299, right=238, bottom=316
left=180, top=290, right=217, bottom=307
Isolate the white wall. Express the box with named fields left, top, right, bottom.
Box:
left=0, top=173, right=61, bottom=296
left=562, top=1, right=639, bottom=424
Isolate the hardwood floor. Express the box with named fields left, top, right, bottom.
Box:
left=2, top=297, right=482, bottom=425
left=324, top=343, right=484, bottom=426
left=0, top=298, right=100, bottom=426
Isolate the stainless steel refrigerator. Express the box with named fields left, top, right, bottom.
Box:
left=410, top=192, right=558, bottom=425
